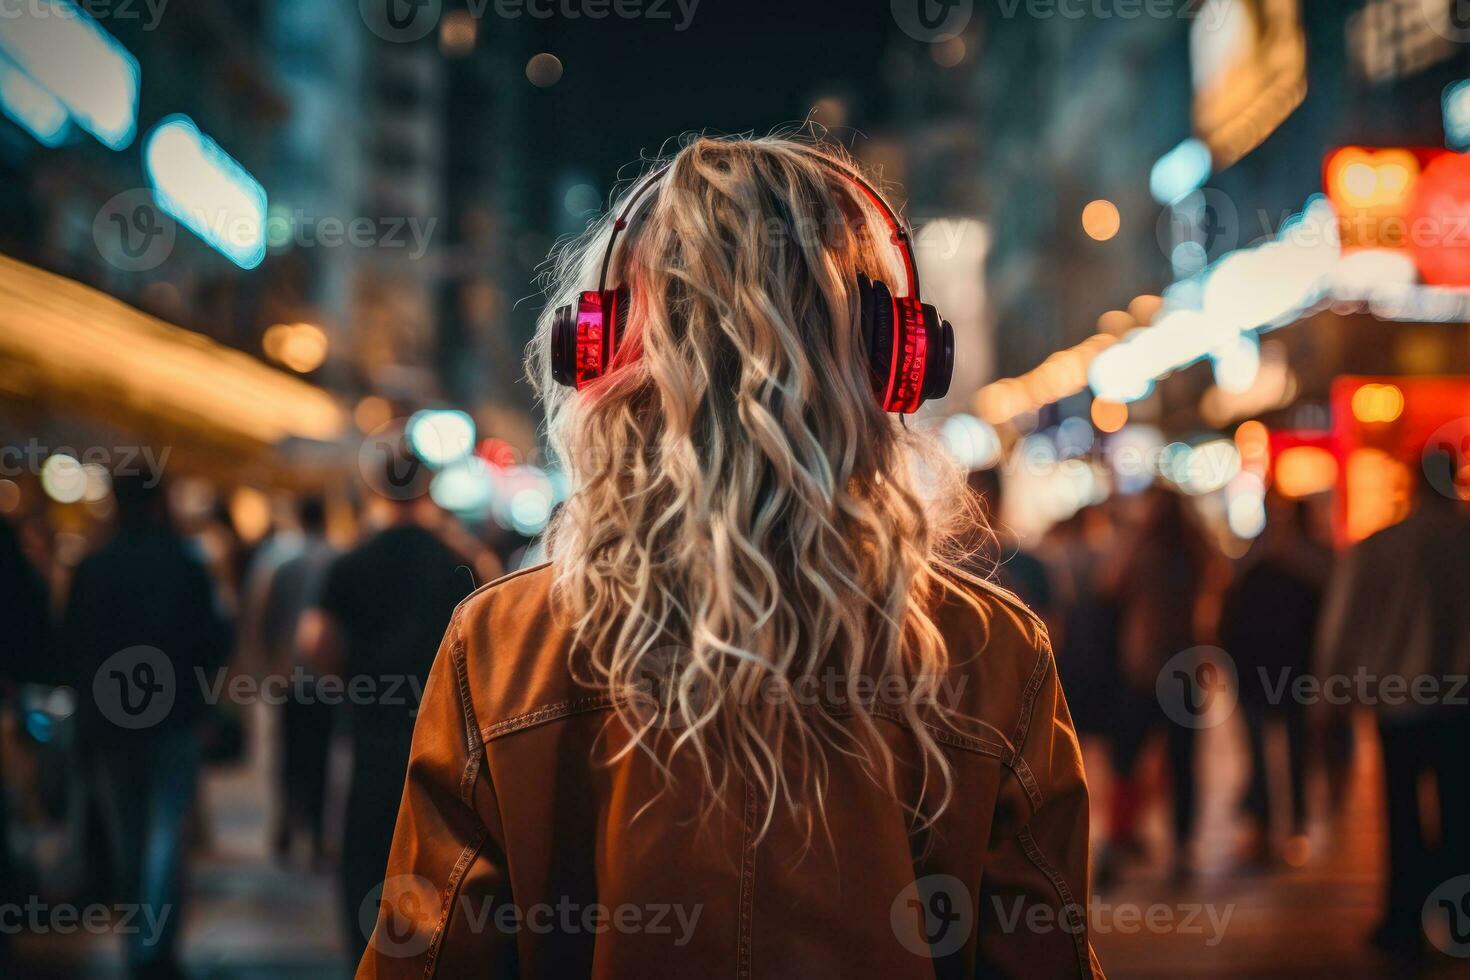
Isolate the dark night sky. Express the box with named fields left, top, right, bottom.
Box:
left=528, top=0, right=903, bottom=185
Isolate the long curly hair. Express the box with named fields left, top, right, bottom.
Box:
left=529, top=134, right=984, bottom=842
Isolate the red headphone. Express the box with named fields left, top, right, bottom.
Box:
left=550, top=160, right=954, bottom=414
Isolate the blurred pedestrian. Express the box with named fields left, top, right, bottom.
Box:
left=1219, top=493, right=1330, bottom=867
left=302, top=459, right=472, bottom=964
left=1317, top=451, right=1470, bottom=957
left=62, top=475, right=232, bottom=979
left=1043, top=505, right=1121, bottom=736
left=241, top=496, right=338, bottom=864
left=0, top=512, right=50, bottom=963
left=1106, top=485, right=1218, bottom=879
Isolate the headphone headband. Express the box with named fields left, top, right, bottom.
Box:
left=593, top=158, right=922, bottom=301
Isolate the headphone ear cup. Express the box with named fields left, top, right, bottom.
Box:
left=608, top=286, right=629, bottom=364
left=863, top=276, right=896, bottom=399
left=857, top=272, right=876, bottom=357
left=551, top=303, right=578, bottom=387
left=922, top=304, right=955, bottom=401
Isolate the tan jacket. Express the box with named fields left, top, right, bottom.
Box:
left=358, top=563, right=1103, bottom=978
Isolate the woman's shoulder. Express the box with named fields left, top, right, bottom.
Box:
left=931, top=564, right=1050, bottom=658
left=445, top=562, right=600, bottom=742
left=923, top=566, right=1058, bottom=750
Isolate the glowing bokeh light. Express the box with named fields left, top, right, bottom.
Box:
left=1274, top=446, right=1337, bottom=498
left=408, top=409, right=476, bottom=467
left=0, top=53, right=68, bottom=146
left=1226, top=474, right=1267, bottom=538
left=1350, top=383, right=1404, bottom=424
left=1090, top=399, right=1127, bottom=433
left=0, top=0, right=138, bottom=148
left=263, top=322, right=328, bottom=373
left=1150, top=137, right=1212, bottom=205
left=431, top=457, right=495, bottom=515
left=40, top=453, right=85, bottom=503
left=940, top=413, right=1002, bottom=470
left=144, top=115, right=267, bottom=269
left=1443, top=80, right=1470, bottom=150
left=1081, top=199, right=1121, bottom=241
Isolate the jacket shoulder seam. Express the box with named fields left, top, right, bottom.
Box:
left=1010, top=634, right=1054, bottom=754
left=946, top=566, right=1049, bottom=640
left=864, top=703, right=1013, bottom=760
left=479, top=693, right=620, bottom=743
left=453, top=561, right=552, bottom=616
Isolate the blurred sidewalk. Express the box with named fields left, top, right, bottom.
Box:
left=10, top=705, right=1470, bottom=977
left=7, top=704, right=352, bottom=978
left=1093, top=713, right=1470, bottom=979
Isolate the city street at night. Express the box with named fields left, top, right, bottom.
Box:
left=4, top=1, right=1470, bottom=978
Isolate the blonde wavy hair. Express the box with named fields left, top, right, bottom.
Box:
left=529, top=134, right=984, bottom=842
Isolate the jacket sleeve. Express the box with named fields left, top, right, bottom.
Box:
left=975, top=636, right=1105, bottom=979
left=357, top=607, right=518, bottom=978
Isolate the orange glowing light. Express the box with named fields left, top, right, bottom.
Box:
left=1325, top=147, right=1427, bottom=249
left=975, top=334, right=1117, bottom=425
left=1345, top=448, right=1411, bottom=541
left=1081, top=200, right=1121, bottom=241
left=439, top=10, right=477, bottom=57
left=1327, top=148, right=1418, bottom=209
left=354, top=395, right=393, bottom=433
left=1126, top=294, right=1163, bottom=326
left=1090, top=399, right=1127, bottom=433
left=1351, top=383, right=1405, bottom=424
left=0, top=255, right=344, bottom=458
left=931, top=36, right=966, bottom=68
left=1273, top=446, right=1337, bottom=498
left=1234, top=420, right=1270, bottom=470
left=1097, top=310, right=1134, bottom=336
left=264, top=322, right=329, bottom=374
left=229, top=486, right=272, bottom=544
